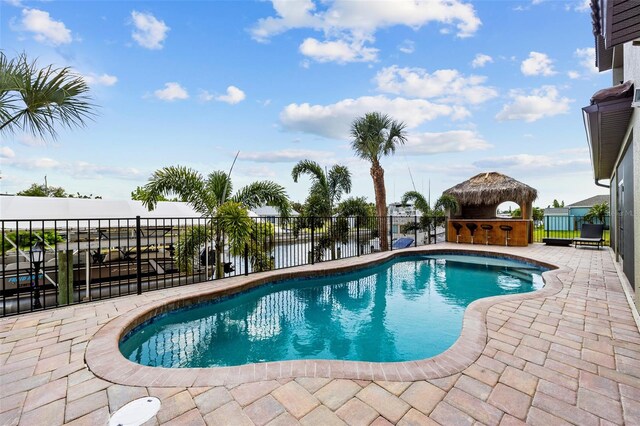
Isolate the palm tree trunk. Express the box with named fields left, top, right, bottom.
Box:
left=371, top=163, right=389, bottom=251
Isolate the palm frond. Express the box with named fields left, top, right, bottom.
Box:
left=232, top=180, right=291, bottom=217
left=327, top=164, right=352, bottom=206
left=401, top=191, right=430, bottom=214
left=434, top=194, right=460, bottom=215
left=205, top=171, right=233, bottom=207
left=349, top=112, right=406, bottom=163
left=174, top=225, right=210, bottom=274
left=216, top=202, right=253, bottom=256
left=291, top=160, right=327, bottom=187
left=0, top=52, right=95, bottom=140
left=142, top=166, right=211, bottom=214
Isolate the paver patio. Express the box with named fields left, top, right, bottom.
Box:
left=1, top=243, right=639, bottom=425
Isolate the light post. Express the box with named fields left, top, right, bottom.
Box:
left=30, top=241, right=44, bottom=309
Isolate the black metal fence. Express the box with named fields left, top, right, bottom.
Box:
left=1, top=215, right=444, bottom=316
left=533, top=215, right=611, bottom=245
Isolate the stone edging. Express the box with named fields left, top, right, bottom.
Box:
left=85, top=246, right=567, bottom=387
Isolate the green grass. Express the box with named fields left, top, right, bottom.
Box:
left=533, top=228, right=610, bottom=245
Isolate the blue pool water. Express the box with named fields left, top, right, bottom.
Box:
left=120, top=254, right=545, bottom=367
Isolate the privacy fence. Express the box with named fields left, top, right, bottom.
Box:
left=1, top=215, right=445, bottom=316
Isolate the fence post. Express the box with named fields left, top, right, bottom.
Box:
left=546, top=217, right=549, bottom=239
left=244, top=243, right=249, bottom=276
left=414, top=215, right=418, bottom=246
left=389, top=215, right=393, bottom=251
left=136, top=216, right=142, bottom=295
left=356, top=216, right=360, bottom=256
left=310, top=220, right=315, bottom=265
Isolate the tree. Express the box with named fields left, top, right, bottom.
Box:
left=532, top=207, right=544, bottom=222
left=350, top=112, right=408, bottom=251
left=16, top=183, right=100, bottom=198
left=551, top=199, right=565, bottom=208
left=292, top=160, right=352, bottom=261
left=400, top=191, right=459, bottom=242
left=17, top=183, right=67, bottom=197
left=141, top=166, right=290, bottom=278
left=336, top=196, right=374, bottom=220
left=131, top=186, right=179, bottom=202
left=584, top=202, right=609, bottom=224
left=0, top=52, right=94, bottom=140
left=292, top=160, right=352, bottom=216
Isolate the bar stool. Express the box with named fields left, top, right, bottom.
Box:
left=452, top=222, right=463, bottom=243
left=481, top=224, right=493, bottom=245
left=499, top=225, right=512, bottom=246
left=466, top=223, right=478, bottom=244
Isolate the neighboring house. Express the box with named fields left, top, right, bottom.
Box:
left=543, top=195, right=610, bottom=231
left=250, top=205, right=298, bottom=234
left=582, top=0, right=639, bottom=307
left=387, top=202, right=427, bottom=243
left=566, top=195, right=609, bottom=217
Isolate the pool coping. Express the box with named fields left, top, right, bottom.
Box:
left=85, top=246, right=568, bottom=387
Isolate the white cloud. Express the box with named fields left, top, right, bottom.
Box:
left=0, top=146, right=15, bottom=158
left=575, top=0, right=591, bottom=12
left=20, top=8, right=72, bottom=45
left=17, top=134, right=46, bottom=147
left=216, top=86, right=246, bottom=104
left=154, top=82, right=189, bottom=101
left=521, top=52, right=556, bottom=76
left=398, top=39, right=415, bottom=54
left=3, top=155, right=142, bottom=179
left=567, top=48, right=598, bottom=79
left=199, top=90, right=215, bottom=102
left=495, top=86, right=572, bottom=122
left=576, top=47, right=599, bottom=74
left=374, top=65, right=498, bottom=105
left=131, top=11, right=169, bottom=50
left=253, top=0, right=480, bottom=40
left=299, top=37, right=378, bottom=63
left=471, top=53, right=493, bottom=68
left=403, top=130, right=491, bottom=155
left=4, top=0, right=24, bottom=6
left=241, top=149, right=336, bottom=163
left=473, top=152, right=590, bottom=171
left=83, top=73, right=118, bottom=87
left=251, top=0, right=480, bottom=63
left=280, top=95, right=469, bottom=140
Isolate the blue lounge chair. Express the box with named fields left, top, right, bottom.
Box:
left=392, top=238, right=414, bottom=249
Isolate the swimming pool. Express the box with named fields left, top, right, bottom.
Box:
left=120, top=254, right=545, bottom=367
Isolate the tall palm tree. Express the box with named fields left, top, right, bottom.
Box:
left=141, top=166, right=290, bottom=277
left=350, top=112, right=407, bottom=251
left=401, top=191, right=459, bottom=243
left=0, top=52, right=94, bottom=140
left=292, top=160, right=352, bottom=261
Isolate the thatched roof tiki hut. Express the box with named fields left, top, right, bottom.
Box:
left=443, top=172, right=538, bottom=245
left=443, top=172, right=538, bottom=219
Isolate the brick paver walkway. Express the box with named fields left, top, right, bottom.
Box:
left=1, top=244, right=639, bottom=425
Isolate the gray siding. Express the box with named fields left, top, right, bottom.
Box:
left=617, top=138, right=635, bottom=289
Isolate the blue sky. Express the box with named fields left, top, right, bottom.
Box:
left=0, top=0, right=611, bottom=209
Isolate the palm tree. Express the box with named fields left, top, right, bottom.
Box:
left=0, top=52, right=94, bottom=140
left=292, top=160, right=352, bottom=261
left=584, top=202, right=609, bottom=225
left=350, top=112, right=408, bottom=251
left=401, top=191, right=459, bottom=243
left=141, top=166, right=290, bottom=278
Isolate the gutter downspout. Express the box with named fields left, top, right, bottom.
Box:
left=595, top=179, right=610, bottom=188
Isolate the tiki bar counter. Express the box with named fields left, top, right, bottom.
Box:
left=443, top=172, right=538, bottom=247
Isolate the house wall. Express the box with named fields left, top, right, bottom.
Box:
left=619, top=42, right=639, bottom=309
